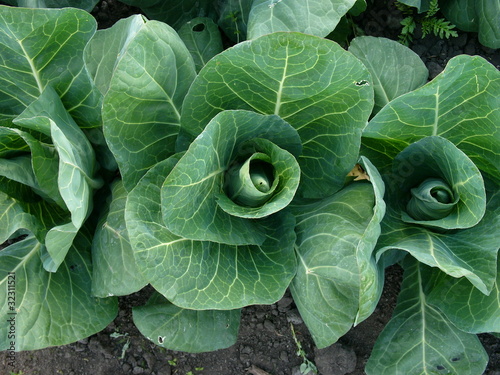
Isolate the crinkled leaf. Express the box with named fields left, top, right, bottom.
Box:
left=126, top=155, right=297, bottom=310
left=0, top=233, right=118, bottom=351
left=178, top=17, right=223, bottom=73
left=290, top=157, right=385, bottom=348
left=366, top=257, right=488, bottom=375
left=133, top=292, right=241, bottom=352
left=92, top=179, right=147, bottom=297
left=363, top=55, right=500, bottom=184
left=179, top=32, right=373, bottom=199
left=348, top=36, right=428, bottom=115
left=0, top=6, right=102, bottom=128
left=102, top=17, right=196, bottom=191
left=247, top=0, right=357, bottom=39
left=163, top=110, right=301, bottom=245
left=117, top=0, right=216, bottom=30
left=217, top=0, right=253, bottom=42
left=14, top=87, right=102, bottom=272
left=441, top=0, right=500, bottom=49
left=427, top=256, right=500, bottom=335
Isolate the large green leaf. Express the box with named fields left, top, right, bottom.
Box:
left=133, top=292, right=241, bottom=352
left=0, top=6, right=102, bottom=128
left=348, top=36, right=428, bottom=115
left=1, top=0, right=99, bottom=11
left=178, top=17, right=223, bottom=73
left=426, top=256, right=500, bottom=335
left=14, top=87, right=102, bottom=272
left=162, top=110, right=301, bottom=245
left=363, top=55, right=500, bottom=184
left=366, top=257, right=488, bottom=375
left=117, top=0, right=217, bottom=30
left=102, top=17, right=196, bottom=191
left=125, top=154, right=297, bottom=310
left=0, top=233, right=118, bottom=351
left=247, top=0, right=357, bottom=39
left=441, top=0, right=500, bottom=49
left=289, top=157, right=385, bottom=348
left=179, top=31, right=373, bottom=199
left=91, top=179, right=147, bottom=297
left=84, top=15, right=146, bottom=96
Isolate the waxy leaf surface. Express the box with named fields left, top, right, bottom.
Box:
left=92, top=179, right=147, bottom=297
left=363, top=55, right=500, bottom=184
left=133, top=292, right=241, bottom=352
left=126, top=154, right=297, bottom=310
left=247, top=0, right=357, bottom=39
left=366, top=258, right=488, bottom=375
left=102, top=17, right=196, bottom=191
left=0, top=6, right=102, bottom=128
left=179, top=32, right=373, bottom=198
left=0, top=233, right=118, bottom=351
left=290, top=157, right=385, bottom=348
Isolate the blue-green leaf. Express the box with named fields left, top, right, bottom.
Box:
left=102, top=16, right=196, bottom=191
left=162, top=110, right=301, bottom=245
left=126, top=154, right=297, bottom=310
left=366, top=257, right=488, bottom=375
left=133, top=292, right=241, bottom=352
left=91, top=179, right=147, bottom=297
left=363, top=55, right=500, bottom=184
left=14, top=87, right=102, bottom=272
left=290, top=157, right=386, bottom=348
left=178, top=17, right=223, bottom=72
left=247, top=0, right=357, bottom=39
left=0, top=6, right=102, bottom=128
left=0, top=233, right=118, bottom=351
left=179, top=31, right=373, bottom=199
left=348, top=36, right=428, bottom=115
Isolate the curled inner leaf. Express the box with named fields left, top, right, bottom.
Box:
left=407, top=178, right=458, bottom=221
left=225, top=153, right=277, bottom=207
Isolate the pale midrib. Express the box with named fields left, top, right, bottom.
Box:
left=274, top=45, right=289, bottom=116
left=418, top=266, right=429, bottom=372
left=18, top=39, right=44, bottom=94
left=432, top=87, right=440, bottom=136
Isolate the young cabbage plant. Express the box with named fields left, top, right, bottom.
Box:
left=103, top=19, right=383, bottom=351
left=0, top=6, right=119, bottom=351
left=362, top=55, right=500, bottom=375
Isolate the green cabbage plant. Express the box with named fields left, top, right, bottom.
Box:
left=0, top=3, right=498, bottom=375
left=361, top=53, right=500, bottom=374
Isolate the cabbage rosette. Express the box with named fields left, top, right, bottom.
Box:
left=362, top=55, right=500, bottom=374
left=123, top=30, right=383, bottom=352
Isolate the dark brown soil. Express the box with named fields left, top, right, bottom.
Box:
left=0, top=1, right=499, bottom=374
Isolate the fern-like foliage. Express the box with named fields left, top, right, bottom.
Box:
left=395, top=0, right=458, bottom=46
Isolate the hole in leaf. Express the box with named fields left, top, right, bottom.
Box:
left=192, top=23, right=205, bottom=32
left=451, top=357, right=461, bottom=362
left=158, top=336, right=165, bottom=344
left=355, top=80, right=369, bottom=86
left=436, top=365, right=446, bottom=370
